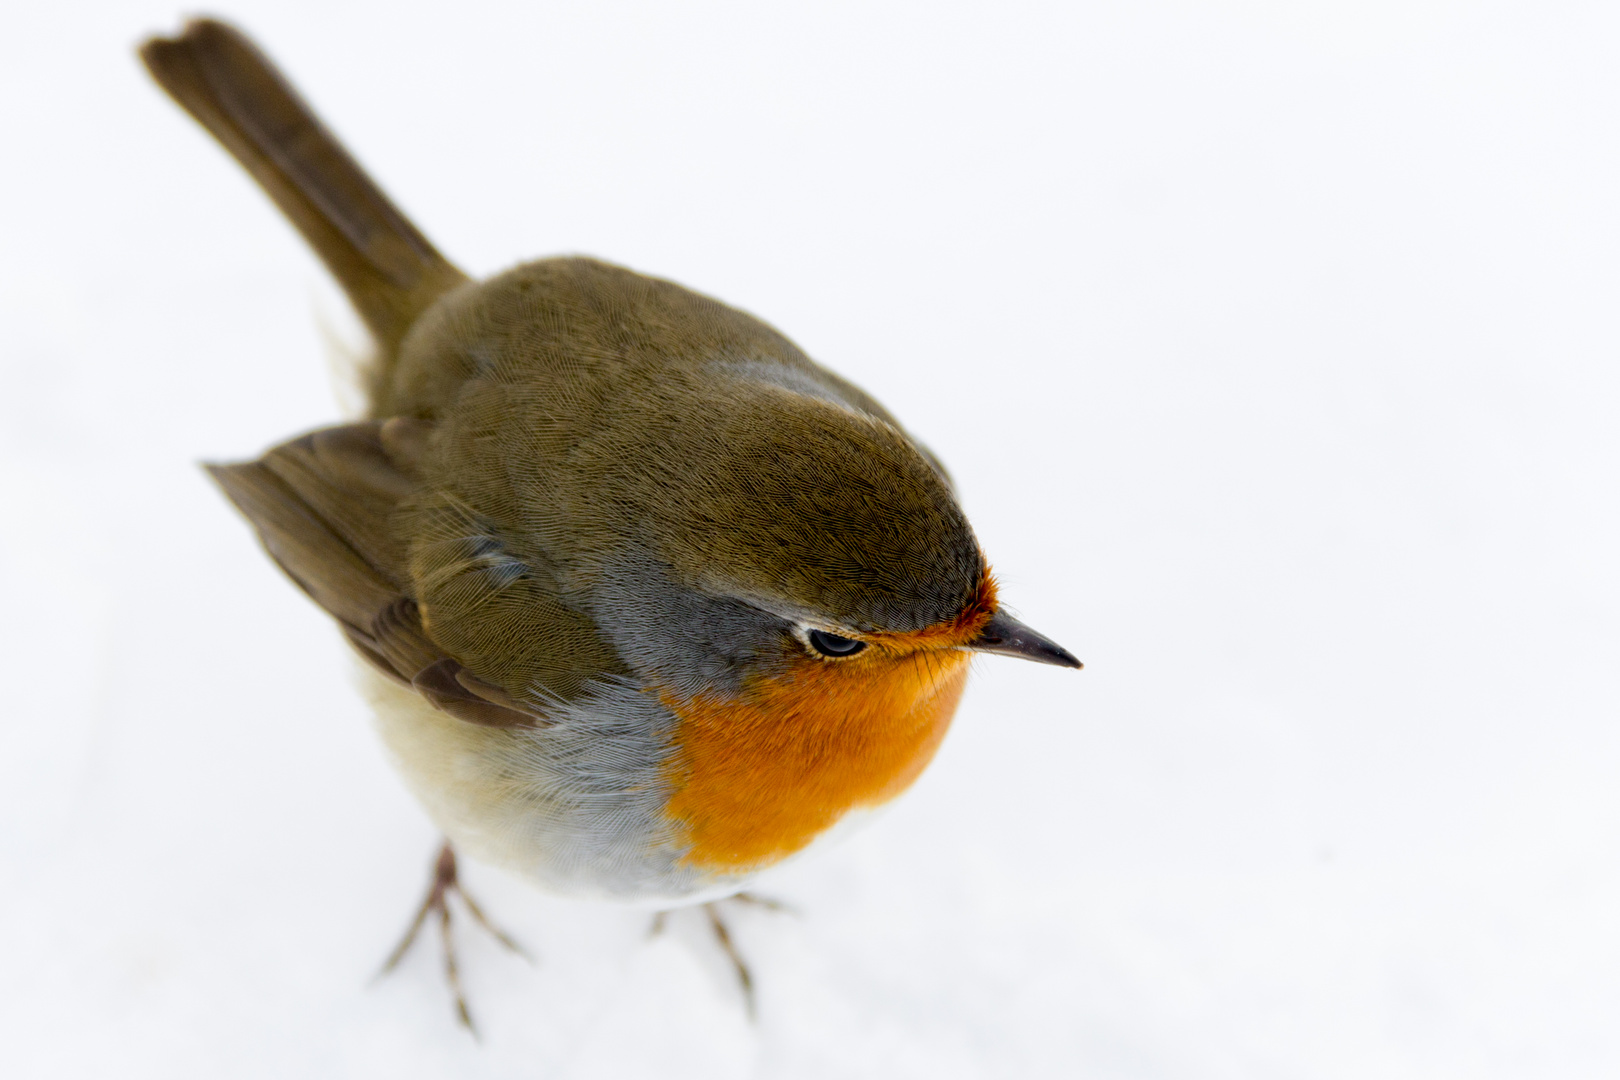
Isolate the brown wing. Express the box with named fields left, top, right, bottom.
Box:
left=207, top=421, right=543, bottom=728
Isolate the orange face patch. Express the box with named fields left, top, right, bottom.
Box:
left=660, top=576, right=996, bottom=874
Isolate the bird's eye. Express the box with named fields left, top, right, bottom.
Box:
left=806, top=628, right=867, bottom=658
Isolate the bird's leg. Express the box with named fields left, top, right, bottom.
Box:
left=647, top=892, right=792, bottom=1020
left=704, top=902, right=757, bottom=1020
left=377, top=841, right=533, bottom=1035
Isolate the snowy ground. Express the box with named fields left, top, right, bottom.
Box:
left=3, top=2, right=1618, bottom=1076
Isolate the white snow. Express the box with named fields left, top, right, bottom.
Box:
left=3, top=1, right=1617, bottom=1076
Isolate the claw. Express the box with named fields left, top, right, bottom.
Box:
left=376, top=841, right=532, bottom=1034
left=646, top=892, right=790, bottom=1021
left=704, top=902, right=756, bottom=1021
left=730, top=891, right=796, bottom=916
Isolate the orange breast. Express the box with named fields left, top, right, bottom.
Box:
left=660, top=626, right=985, bottom=874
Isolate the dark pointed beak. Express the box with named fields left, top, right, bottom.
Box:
left=969, top=610, right=1082, bottom=669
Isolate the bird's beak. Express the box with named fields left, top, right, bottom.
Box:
left=969, top=610, right=1082, bottom=668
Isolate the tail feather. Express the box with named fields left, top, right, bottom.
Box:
left=140, top=18, right=466, bottom=354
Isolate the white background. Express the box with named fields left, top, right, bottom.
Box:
left=2, top=1, right=1617, bottom=1076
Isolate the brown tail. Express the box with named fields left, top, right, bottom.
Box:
left=140, top=19, right=466, bottom=355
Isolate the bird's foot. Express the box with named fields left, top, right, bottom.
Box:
left=648, top=891, right=793, bottom=1020
left=377, top=841, right=533, bottom=1035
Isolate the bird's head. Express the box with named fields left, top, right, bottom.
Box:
left=570, top=379, right=1079, bottom=874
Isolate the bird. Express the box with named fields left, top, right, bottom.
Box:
left=139, top=17, right=1080, bottom=1030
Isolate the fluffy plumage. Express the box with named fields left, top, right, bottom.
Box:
left=143, top=18, right=1073, bottom=903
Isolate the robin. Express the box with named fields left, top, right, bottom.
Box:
left=140, top=18, right=1080, bottom=1029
